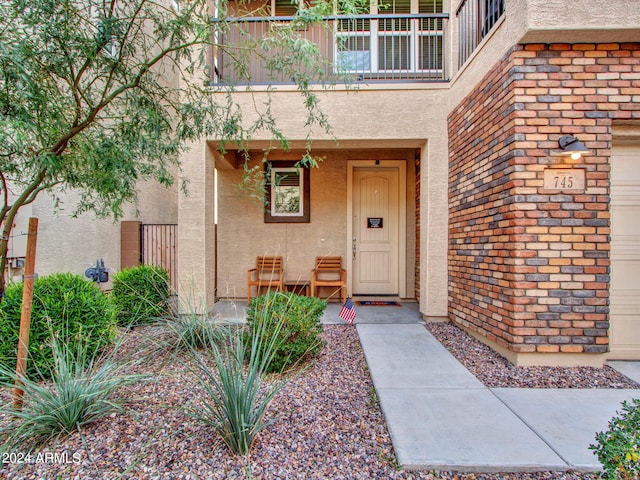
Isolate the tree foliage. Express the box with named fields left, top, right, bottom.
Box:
left=0, top=0, right=363, bottom=295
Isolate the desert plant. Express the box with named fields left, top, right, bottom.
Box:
left=0, top=273, right=117, bottom=379
left=111, top=265, right=171, bottom=326
left=590, top=398, right=640, bottom=480
left=161, top=312, right=227, bottom=352
left=0, top=333, right=141, bottom=452
left=188, top=311, right=288, bottom=455
left=245, top=292, right=326, bottom=373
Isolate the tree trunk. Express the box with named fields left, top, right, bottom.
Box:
left=0, top=209, right=17, bottom=301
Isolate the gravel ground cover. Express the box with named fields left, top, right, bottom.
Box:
left=0, top=324, right=609, bottom=479
left=425, top=322, right=639, bottom=389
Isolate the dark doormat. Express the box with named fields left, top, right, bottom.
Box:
left=355, top=301, right=401, bottom=306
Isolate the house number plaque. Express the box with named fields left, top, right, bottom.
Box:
left=543, top=168, right=585, bottom=193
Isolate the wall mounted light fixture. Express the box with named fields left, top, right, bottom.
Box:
left=552, top=135, right=591, bottom=161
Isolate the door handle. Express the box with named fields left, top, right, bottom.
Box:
left=352, top=236, right=357, bottom=260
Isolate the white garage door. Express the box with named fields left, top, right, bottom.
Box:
left=610, top=141, right=640, bottom=359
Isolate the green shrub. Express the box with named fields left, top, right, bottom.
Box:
left=111, top=265, right=170, bottom=326
left=0, top=333, right=141, bottom=452
left=590, top=398, right=640, bottom=480
left=0, top=273, right=116, bottom=379
left=245, top=292, right=326, bottom=373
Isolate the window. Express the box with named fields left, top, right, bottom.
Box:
left=265, top=162, right=310, bottom=223
left=272, top=168, right=302, bottom=215
left=274, top=0, right=297, bottom=16
left=273, top=0, right=311, bottom=16
left=334, top=0, right=443, bottom=74
left=337, top=35, right=371, bottom=71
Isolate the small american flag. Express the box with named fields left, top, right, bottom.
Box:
left=339, top=297, right=356, bottom=324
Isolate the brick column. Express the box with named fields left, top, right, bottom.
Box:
left=448, top=43, right=640, bottom=366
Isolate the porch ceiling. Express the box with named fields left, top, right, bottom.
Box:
left=210, top=139, right=427, bottom=170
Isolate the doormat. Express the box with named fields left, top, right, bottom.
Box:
left=355, top=301, right=401, bottom=306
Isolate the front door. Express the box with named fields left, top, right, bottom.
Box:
left=352, top=167, right=399, bottom=295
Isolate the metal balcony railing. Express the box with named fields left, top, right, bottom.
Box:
left=211, top=13, right=449, bottom=85
left=456, top=0, right=505, bottom=68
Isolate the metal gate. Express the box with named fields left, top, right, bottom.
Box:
left=141, top=224, right=178, bottom=291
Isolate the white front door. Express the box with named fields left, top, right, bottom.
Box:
left=609, top=141, right=640, bottom=359
left=352, top=167, right=399, bottom=295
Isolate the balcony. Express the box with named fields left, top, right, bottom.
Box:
left=211, top=13, right=449, bottom=85
left=456, top=0, right=504, bottom=68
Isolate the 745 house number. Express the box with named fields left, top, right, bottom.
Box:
left=543, top=168, right=585, bottom=192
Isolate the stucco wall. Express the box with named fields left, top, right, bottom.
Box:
left=449, top=0, right=640, bottom=113
left=177, top=140, right=216, bottom=307
left=517, top=0, right=640, bottom=44
left=176, top=86, right=450, bottom=315
left=29, top=180, right=177, bottom=288
left=216, top=148, right=417, bottom=300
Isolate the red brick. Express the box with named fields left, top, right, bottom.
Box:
left=448, top=42, right=623, bottom=360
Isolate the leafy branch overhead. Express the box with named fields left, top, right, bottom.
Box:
left=1, top=0, right=214, bottom=219
left=0, top=0, right=363, bottom=297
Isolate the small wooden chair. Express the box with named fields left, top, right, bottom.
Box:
left=247, top=256, right=284, bottom=302
left=310, top=256, right=346, bottom=303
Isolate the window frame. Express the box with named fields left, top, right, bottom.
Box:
left=264, top=161, right=311, bottom=223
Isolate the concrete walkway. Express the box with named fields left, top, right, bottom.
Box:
left=350, top=303, right=640, bottom=473
left=212, top=300, right=640, bottom=472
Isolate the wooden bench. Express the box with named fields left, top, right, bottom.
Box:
left=247, top=256, right=284, bottom=302
left=310, top=256, right=346, bottom=303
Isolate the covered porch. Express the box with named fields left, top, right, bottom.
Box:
left=213, top=143, right=420, bottom=303
left=176, top=134, right=449, bottom=320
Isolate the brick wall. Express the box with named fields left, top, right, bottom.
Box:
left=448, top=43, right=640, bottom=357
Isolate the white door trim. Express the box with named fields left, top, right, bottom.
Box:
left=347, top=160, right=407, bottom=298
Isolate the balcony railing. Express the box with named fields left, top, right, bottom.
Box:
left=211, top=13, right=449, bottom=85
left=456, top=0, right=505, bottom=68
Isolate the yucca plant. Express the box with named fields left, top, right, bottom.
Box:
left=0, top=332, right=142, bottom=452
left=161, top=312, right=226, bottom=352
left=188, top=300, right=289, bottom=455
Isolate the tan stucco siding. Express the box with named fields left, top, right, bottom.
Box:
left=29, top=180, right=177, bottom=288
left=449, top=0, right=640, bottom=109
left=177, top=140, right=216, bottom=307
left=203, top=87, right=448, bottom=314
left=216, top=155, right=348, bottom=299
left=217, top=148, right=419, bottom=300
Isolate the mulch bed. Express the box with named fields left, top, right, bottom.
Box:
left=0, top=324, right=608, bottom=479
left=425, top=322, right=639, bottom=389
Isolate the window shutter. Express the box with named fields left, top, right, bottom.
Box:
left=418, top=0, right=442, bottom=13
left=378, top=35, right=410, bottom=70
left=378, top=0, right=410, bottom=14
left=419, top=0, right=443, bottom=33
left=419, top=34, right=443, bottom=71
left=275, top=0, right=297, bottom=16
left=275, top=170, right=300, bottom=186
